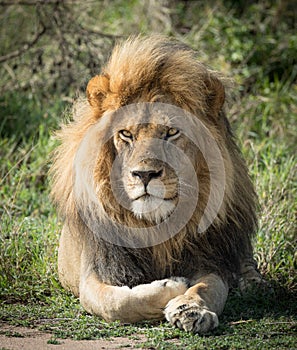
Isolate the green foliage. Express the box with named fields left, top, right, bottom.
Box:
left=176, top=1, right=297, bottom=85
left=0, top=0, right=296, bottom=348
left=0, top=93, right=63, bottom=141
left=0, top=94, right=63, bottom=303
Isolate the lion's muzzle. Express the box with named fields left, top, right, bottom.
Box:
left=124, top=160, right=178, bottom=223
left=131, top=168, right=163, bottom=189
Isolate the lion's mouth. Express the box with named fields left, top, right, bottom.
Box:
left=134, top=193, right=150, bottom=201
left=131, top=181, right=178, bottom=200
left=134, top=192, right=177, bottom=201
left=131, top=193, right=177, bottom=223
left=125, top=178, right=178, bottom=223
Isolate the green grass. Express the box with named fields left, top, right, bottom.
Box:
left=0, top=289, right=296, bottom=348
left=1, top=1, right=296, bottom=349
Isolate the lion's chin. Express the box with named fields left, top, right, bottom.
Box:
left=131, top=196, right=176, bottom=224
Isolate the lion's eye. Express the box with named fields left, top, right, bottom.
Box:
left=119, top=129, right=133, bottom=140
left=166, top=128, right=180, bottom=139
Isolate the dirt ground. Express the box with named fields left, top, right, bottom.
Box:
left=0, top=323, right=149, bottom=350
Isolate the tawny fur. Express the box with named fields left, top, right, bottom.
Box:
left=50, top=36, right=260, bottom=330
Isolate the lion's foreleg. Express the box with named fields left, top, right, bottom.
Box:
left=79, top=271, right=134, bottom=321
left=58, top=225, right=82, bottom=297
left=79, top=250, right=188, bottom=323
left=239, top=256, right=266, bottom=292
left=164, top=273, right=228, bottom=333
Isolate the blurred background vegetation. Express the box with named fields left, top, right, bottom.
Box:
left=0, top=0, right=296, bottom=308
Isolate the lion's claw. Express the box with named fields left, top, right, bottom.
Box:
left=164, top=295, right=219, bottom=333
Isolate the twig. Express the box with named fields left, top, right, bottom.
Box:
left=78, top=24, right=122, bottom=40
left=0, top=0, right=78, bottom=5
left=0, top=0, right=65, bottom=6
left=229, top=319, right=254, bottom=325
left=0, top=25, right=46, bottom=63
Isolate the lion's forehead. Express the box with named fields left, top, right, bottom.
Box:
left=109, top=106, right=177, bottom=131
left=133, top=124, right=169, bottom=139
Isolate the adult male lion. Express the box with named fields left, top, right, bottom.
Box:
left=51, top=36, right=262, bottom=333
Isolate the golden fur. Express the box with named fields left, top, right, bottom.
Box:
left=50, top=36, right=262, bottom=333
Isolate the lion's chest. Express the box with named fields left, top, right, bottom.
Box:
left=94, top=243, right=213, bottom=287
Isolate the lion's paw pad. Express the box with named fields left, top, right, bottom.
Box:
left=164, top=296, right=218, bottom=333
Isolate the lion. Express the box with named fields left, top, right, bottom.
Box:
left=51, top=35, right=263, bottom=333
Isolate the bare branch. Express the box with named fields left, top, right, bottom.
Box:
left=0, top=25, right=46, bottom=63
left=0, top=0, right=80, bottom=5
left=77, top=24, right=123, bottom=40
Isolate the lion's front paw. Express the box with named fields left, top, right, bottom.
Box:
left=164, top=295, right=219, bottom=333
left=129, top=277, right=188, bottom=320
left=132, top=277, right=188, bottom=299
left=149, top=277, right=189, bottom=293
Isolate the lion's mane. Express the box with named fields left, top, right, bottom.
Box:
left=51, top=36, right=257, bottom=288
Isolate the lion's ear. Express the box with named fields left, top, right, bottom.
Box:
left=86, top=74, right=110, bottom=109
left=205, top=74, right=225, bottom=117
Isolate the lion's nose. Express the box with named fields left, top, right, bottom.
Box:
left=131, top=169, right=163, bottom=187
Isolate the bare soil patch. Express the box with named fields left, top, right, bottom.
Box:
left=0, top=323, right=148, bottom=350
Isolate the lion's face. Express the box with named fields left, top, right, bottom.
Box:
left=114, top=124, right=179, bottom=223
left=109, top=106, right=197, bottom=224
